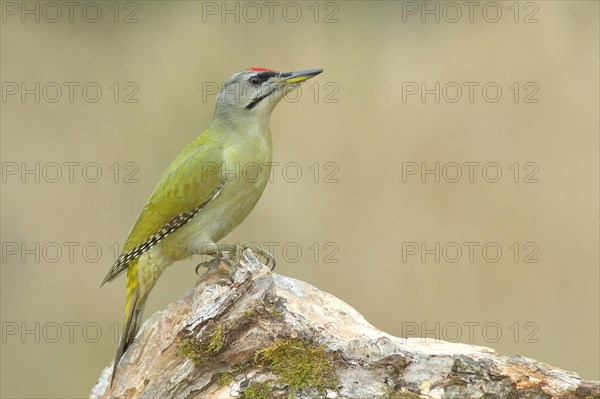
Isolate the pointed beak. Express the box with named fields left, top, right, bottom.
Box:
left=282, top=69, right=323, bottom=84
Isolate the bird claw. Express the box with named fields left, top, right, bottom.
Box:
left=236, top=243, right=277, bottom=271
left=195, top=253, right=229, bottom=274
left=259, top=248, right=277, bottom=271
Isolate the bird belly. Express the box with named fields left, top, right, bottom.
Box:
left=191, top=176, right=268, bottom=243
left=159, top=151, right=271, bottom=260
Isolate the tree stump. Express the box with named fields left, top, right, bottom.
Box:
left=91, top=250, right=599, bottom=399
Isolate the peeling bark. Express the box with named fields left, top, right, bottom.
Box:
left=91, top=250, right=599, bottom=399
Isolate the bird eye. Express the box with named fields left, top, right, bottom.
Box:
left=249, top=76, right=261, bottom=86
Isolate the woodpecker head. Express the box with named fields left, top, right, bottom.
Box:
left=212, top=67, right=323, bottom=128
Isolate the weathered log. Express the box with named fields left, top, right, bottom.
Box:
left=91, top=250, right=599, bottom=399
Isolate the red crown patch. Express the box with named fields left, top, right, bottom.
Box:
left=249, top=67, right=275, bottom=72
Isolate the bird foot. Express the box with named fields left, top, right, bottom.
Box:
left=195, top=243, right=276, bottom=275
left=194, top=256, right=224, bottom=274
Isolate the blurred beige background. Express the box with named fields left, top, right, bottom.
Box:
left=1, top=1, right=598, bottom=397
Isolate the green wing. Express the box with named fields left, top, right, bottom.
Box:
left=102, top=134, right=225, bottom=285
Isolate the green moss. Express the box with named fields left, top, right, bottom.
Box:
left=177, top=324, right=225, bottom=367
left=207, top=324, right=224, bottom=353
left=242, top=381, right=272, bottom=399
left=217, top=372, right=234, bottom=387
left=254, top=339, right=338, bottom=398
left=177, top=338, right=209, bottom=366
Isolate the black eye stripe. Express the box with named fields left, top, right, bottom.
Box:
left=245, top=71, right=279, bottom=109
left=255, top=71, right=277, bottom=82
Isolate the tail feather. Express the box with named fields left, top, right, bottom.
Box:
left=110, top=260, right=144, bottom=387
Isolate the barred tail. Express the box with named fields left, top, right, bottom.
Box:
left=110, top=259, right=145, bottom=387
